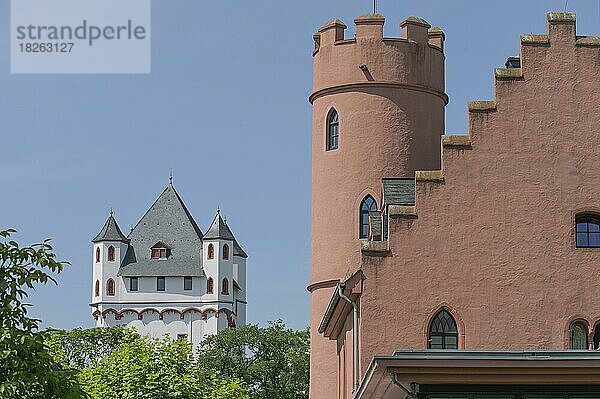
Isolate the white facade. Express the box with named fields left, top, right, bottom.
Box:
left=90, top=186, right=248, bottom=348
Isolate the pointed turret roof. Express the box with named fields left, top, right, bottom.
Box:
left=204, top=212, right=248, bottom=258
left=92, top=212, right=128, bottom=243
left=204, top=212, right=235, bottom=240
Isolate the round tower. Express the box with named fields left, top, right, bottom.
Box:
left=308, top=14, right=446, bottom=398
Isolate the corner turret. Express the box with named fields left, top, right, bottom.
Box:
left=91, top=211, right=129, bottom=312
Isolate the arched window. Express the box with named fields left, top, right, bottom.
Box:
left=108, top=246, right=116, bottom=262
left=95, top=247, right=101, bottom=263
left=223, top=244, right=229, bottom=260
left=326, top=109, right=339, bottom=150
left=570, top=321, right=589, bottom=349
left=207, top=278, right=214, bottom=294
left=222, top=278, right=229, bottom=295
left=95, top=280, right=100, bottom=297
left=576, top=214, right=600, bottom=248
left=106, top=279, right=115, bottom=296
left=594, top=324, right=600, bottom=350
left=428, top=309, right=458, bottom=349
left=208, top=244, right=215, bottom=260
left=359, top=195, right=377, bottom=238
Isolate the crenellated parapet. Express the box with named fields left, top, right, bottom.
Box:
left=310, top=14, right=447, bottom=104
left=361, top=11, right=600, bottom=257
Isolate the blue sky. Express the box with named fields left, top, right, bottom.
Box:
left=1, top=0, right=598, bottom=331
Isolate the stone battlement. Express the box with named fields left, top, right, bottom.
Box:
left=311, top=14, right=446, bottom=99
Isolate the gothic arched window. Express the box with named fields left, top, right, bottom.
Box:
left=95, top=280, right=100, bottom=297
left=327, top=108, right=339, bottom=151
left=576, top=214, right=600, bottom=248
left=207, top=278, right=214, bottom=294
left=95, top=247, right=101, bottom=263
left=223, top=244, right=229, bottom=260
left=359, top=195, right=377, bottom=238
left=222, top=278, right=229, bottom=295
left=106, top=279, right=115, bottom=296
left=428, top=309, right=458, bottom=349
left=208, top=244, right=215, bottom=260
left=570, top=321, right=589, bottom=349
left=108, top=246, right=116, bottom=262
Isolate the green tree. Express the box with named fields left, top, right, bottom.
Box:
left=0, top=229, right=86, bottom=399
left=46, top=326, right=127, bottom=368
left=197, top=320, right=310, bottom=399
left=79, top=331, right=248, bottom=399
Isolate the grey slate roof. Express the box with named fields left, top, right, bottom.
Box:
left=204, top=213, right=248, bottom=258
left=204, top=213, right=235, bottom=240
left=233, top=239, right=248, bottom=258
left=92, top=213, right=128, bottom=243
left=382, top=178, right=415, bottom=206
left=118, top=185, right=205, bottom=277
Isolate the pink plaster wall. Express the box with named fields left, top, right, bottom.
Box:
left=359, top=13, right=600, bottom=377
left=309, top=14, right=446, bottom=399
left=310, top=11, right=600, bottom=399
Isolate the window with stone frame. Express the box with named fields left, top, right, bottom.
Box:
left=428, top=309, right=458, bottom=349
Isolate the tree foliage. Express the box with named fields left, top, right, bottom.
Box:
left=197, top=320, right=310, bottom=399
left=0, top=229, right=309, bottom=399
left=0, top=229, right=85, bottom=399
left=46, top=326, right=127, bottom=368
left=78, top=331, right=248, bottom=399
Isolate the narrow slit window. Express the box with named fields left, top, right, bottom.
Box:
left=108, top=246, right=116, bottom=262
left=157, top=277, right=165, bottom=291
left=222, top=278, right=229, bottom=295
left=106, top=279, right=115, bottom=296
left=327, top=109, right=339, bottom=151
left=223, top=244, right=229, bottom=260
left=184, top=276, right=192, bottom=291
left=130, top=277, right=138, bottom=292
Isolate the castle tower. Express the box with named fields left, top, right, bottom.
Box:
left=203, top=212, right=237, bottom=333
left=90, top=183, right=248, bottom=347
left=91, top=211, right=129, bottom=325
left=308, top=14, right=446, bottom=399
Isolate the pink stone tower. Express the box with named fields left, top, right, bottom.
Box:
left=308, top=14, right=447, bottom=399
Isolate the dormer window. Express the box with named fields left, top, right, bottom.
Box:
left=151, top=242, right=170, bottom=259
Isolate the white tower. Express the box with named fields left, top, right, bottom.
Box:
left=91, top=211, right=129, bottom=326
left=202, top=211, right=247, bottom=332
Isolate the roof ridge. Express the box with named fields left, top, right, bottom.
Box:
left=128, top=185, right=203, bottom=239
